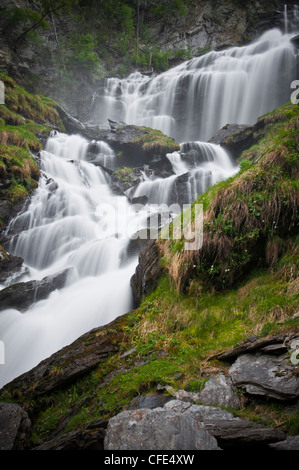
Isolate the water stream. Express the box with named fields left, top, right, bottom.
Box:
left=0, top=15, right=298, bottom=387
left=90, top=27, right=297, bottom=142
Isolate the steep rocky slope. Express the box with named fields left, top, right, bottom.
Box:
left=0, top=99, right=298, bottom=450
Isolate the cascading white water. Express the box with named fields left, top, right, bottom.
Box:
left=0, top=134, right=237, bottom=387
left=90, top=28, right=297, bottom=142
left=284, top=5, right=288, bottom=34
left=0, top=132, right=143, bottom=387
left=126, top=142, right=238, bottom=206
left=1, top=15, right=296, bottom=388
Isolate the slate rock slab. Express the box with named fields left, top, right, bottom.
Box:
left=164, top=400, right=285, bottom=448
left=33, top=427, right=105, bottom=450
left=0, top=313, right=129, bottom=397
left=269, top=436, right=299, bottom=450
left=104, top=408, right=221, bottom=450
left=229, top=353, right=299, bottom=401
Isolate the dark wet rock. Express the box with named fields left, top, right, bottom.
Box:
left=0, top=313, right=129, bottom=398
left=130, top=240, right=164, bottom=308
left=127, top=393, right=172, bottom=410
left=104, top=408, right=221, bottom=450
left=213, top=332, right=295, bottom=362
left=149, top=157, right=175, bottom=178
left=0, top=199, right=28, bottom=242
left=0, top=247, right=24, bottom=284
left=0, top=403, right=31, bottom=450
left=86, top=124, right=179, bottom=170
left=123, top=231, right=151, bottom=262
left=110, top=167, right=143, bottom=194
left=55, top=106, right=86, bottom=135
left=130, top=195, right=149, bottom=206
left=33, top=427, right=106, bottom=450
left=0, top=267, right=72, bottom=312
left=164, top=400, right=286, bottom=449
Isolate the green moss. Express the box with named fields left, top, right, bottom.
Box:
left=0, top=74, right=65, bottom=207
left=113, top=166, right=134, bottom=184
left=131, top=127, right=180, bottom=154
left=0, top=73, right=64, bottom=131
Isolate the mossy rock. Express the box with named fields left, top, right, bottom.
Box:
left=0, top=74, right=65, bottom=208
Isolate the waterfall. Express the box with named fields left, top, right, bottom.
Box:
left=90, top=28, right=297, bottom=142
left=1, top=15, right=296, bottom=387
left=126, top=142, right=238, bottom=206
left=0, top=133, right=141, bottom=386
left=284, top=5, right=288, bottom=34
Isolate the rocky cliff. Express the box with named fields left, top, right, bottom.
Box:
left=0, top=0, right=296, bottom=119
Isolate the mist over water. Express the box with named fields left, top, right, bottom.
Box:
left=0, top=14, right=298, bottom=387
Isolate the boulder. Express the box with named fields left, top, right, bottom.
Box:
left=104, top=408, right=221, bottom=450
left=0, top=403, right=31, bottom=450
left=164, top=400, right=286, bottom=449
left=228, top=353, right=299, bottom=401
left=199, top=374, right=241, bottom=410
left=0, top=267, right=72, bottom=312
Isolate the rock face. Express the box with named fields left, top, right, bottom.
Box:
left=104, top=408, right=221, bottom=450
left=151, top=1, right=286, bottom=58
left=0, top=403, right=31, bottom=450
left=1, top=0, right=286, bottom=120
left=229, top=353, right=299, bottom=401
left=130, top=240, right=164, bottom=308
